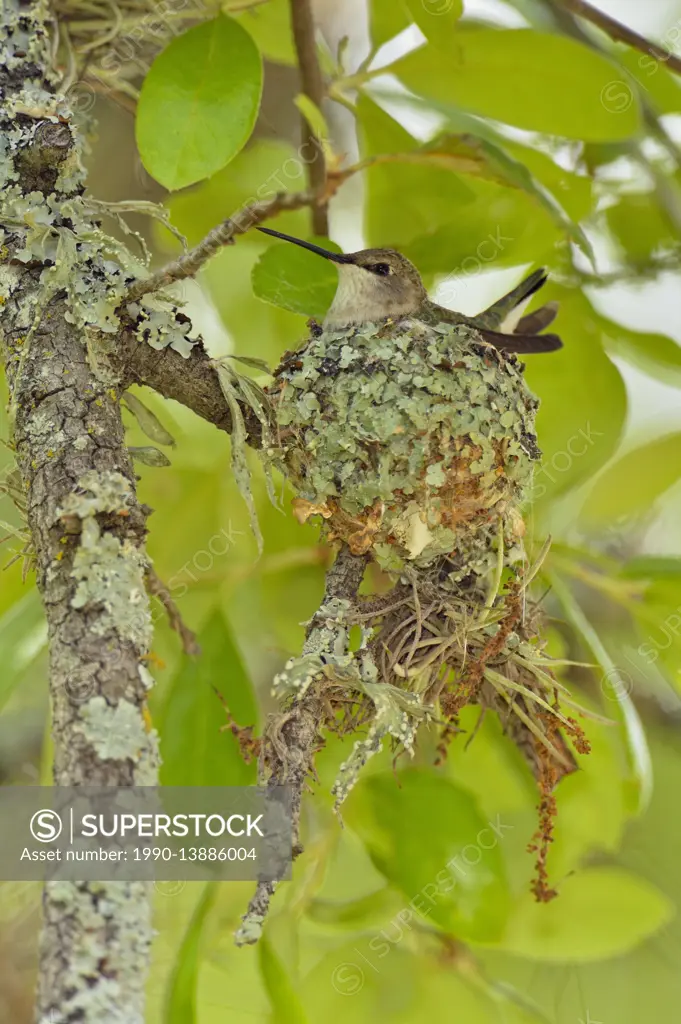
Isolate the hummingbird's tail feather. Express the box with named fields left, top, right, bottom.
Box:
left=514, top=300, right=559, bottom=336
left=476, top=269, right=548, bottom=330
left=477, top=328, right=562, bottom=354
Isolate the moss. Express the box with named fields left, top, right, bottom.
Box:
left=269, top=318, right=539, bottom=578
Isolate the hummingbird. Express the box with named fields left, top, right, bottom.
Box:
left=257, top=227, right=561, bottom=355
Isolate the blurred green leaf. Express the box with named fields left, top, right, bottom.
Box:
left=345, top=768, right=510, bottom=942
left=259, top=935, right=309, bottom=1024
left=252, top=237, right=342, bottom=317
left=159, top=609, right=258, bottom=786
left=235, top=0, right=296, bottom=64
left=615, top=46, right=681, bottom=115
left=605, top=192, right=676, bottom=264
left=358, top=95, right=476, bottom=249
left=0, top=589, right=47, bottom=711
left=403, top=0, right=462, bottom=42
left=597, top=309, right=681, bottom=389
left=548, top=571, right=652, bottom=816
left=621, top=555, right=681, bottom=579
left=122, top=392, right=176, bottom=447
left=306, top=888, right=401, bottom=929
left=129, top=445, right=172, bottom=468
left=369, top=0, right=411, bottom=48
left=393, top=30, right=641, bottom=140
left=631, top=575, right=681, bottom=696
left=136, top=15, right=262, bottom=190
left=420, top=132, right=593, bottom=261
left=524, top=288, right=627, bottom=504
left=582, top=432, right=681, bottom=523
left=501, top=867, right=673, bottom=961
left=165, top=883, right=217, bottom=1024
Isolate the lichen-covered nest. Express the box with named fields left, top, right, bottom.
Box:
left=268, top=317, right=540, bottom=576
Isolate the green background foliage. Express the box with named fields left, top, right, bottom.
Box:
left=3, top=0, right=681, bottom=1021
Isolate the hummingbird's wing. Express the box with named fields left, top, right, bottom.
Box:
left=476, top=328, right=562, bottom=354
left=474, top=270, right=562, bottom=353
left=475, top=269, right=548, bottom=330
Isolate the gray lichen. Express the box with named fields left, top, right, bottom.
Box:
left=75, top=697, right=156, bottom=766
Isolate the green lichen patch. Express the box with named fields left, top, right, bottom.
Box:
left=58, top=469, right=132, bottom=519
left=75, top=696, right=151, bottom=763
left=70, top=517, right=151, bottom=649
left=268, top=318, right=539, bottom=575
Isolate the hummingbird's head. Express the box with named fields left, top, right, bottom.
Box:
left=257, top=228, right=427, bottom=328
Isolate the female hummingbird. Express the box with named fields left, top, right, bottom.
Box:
left=257, top=226, right=561, bottom=355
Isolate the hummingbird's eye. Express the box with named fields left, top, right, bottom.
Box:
left=368, top=262, right=391, bottom=276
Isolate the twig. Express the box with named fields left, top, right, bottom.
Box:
left=235, top=546, right=368, bottom=945
left=145, top=566, right=200, bottom=656
left=559, top=0, right=681, bottom=77
left=124, top=189, right=318, bottom=303
left=290, top=0, right=329, bottom=236
left=543, top=0, right=681, bottom=236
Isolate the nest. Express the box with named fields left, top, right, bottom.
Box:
left=268, top=317, right=540, bottom=575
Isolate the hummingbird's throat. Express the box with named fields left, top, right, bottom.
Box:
left=323, top=264, right=422, bottom=328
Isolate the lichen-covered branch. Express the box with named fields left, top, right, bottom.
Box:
left=124, top=189, right=318, bottom=303
left=235, top=545, right=368, bottom=945
left=1, top=4, right=158, bottom=1021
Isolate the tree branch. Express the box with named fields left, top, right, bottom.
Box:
left=124, top=189, right=318, bottom=303
left=290, top=0, right=330, bottom=236
left=1, top=7, right=158, bottom=1021
left=559, top=0, right=681, bottom=76
left=235, top=546, right=368, bottom=944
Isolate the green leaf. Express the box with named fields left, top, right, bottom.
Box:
left=501, top=867, right=673, bottom=961
left=605, top=192, right=676, bottom=265
left=621, top=555, right=681, bottom=579
left=421, top=132, right=593, bottom=261
left=582, top=432, right=681, bottom=523
left=369, top=0, right=411, bottom=48
left=524, top=288, right=627, bottom=504
left=122, top=392, right=176, bottom=447
left=630, top=575, right=681, bottom=695
left=259, top=936, right=309, bottom=1024
left=548, top=571, right=652, bottom=816
left=129, top=445, right=172, bottom=468
left=403, top=0, right=462, bottom=43
left=393, top=30, right=642, bottom=140
left=357, top=95, right=476, bottom=249
left=596, top=308, right=681, bottom=389
left=0, top=589, right=47, bottom=711
left=136, top=15, right=262, bottom=190
left=164, top=883, right=217, bottom=1024
left=235, top=0, right=296, bottom=64
left=345, top=768, right=511, bottom=942
left=159, top=609, right=258, bottom=786
left=615, top=46, right=681, bottom=115
left=252, top=236, right=342, bottom=317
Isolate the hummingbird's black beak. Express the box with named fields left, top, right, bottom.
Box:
left=257, top=226, right=353, bottom=264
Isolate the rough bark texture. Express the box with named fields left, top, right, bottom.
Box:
left=1, top=3, right=157, bottom=1021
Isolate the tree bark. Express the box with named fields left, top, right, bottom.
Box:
left=1, top=4, right=157, bottom=1021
